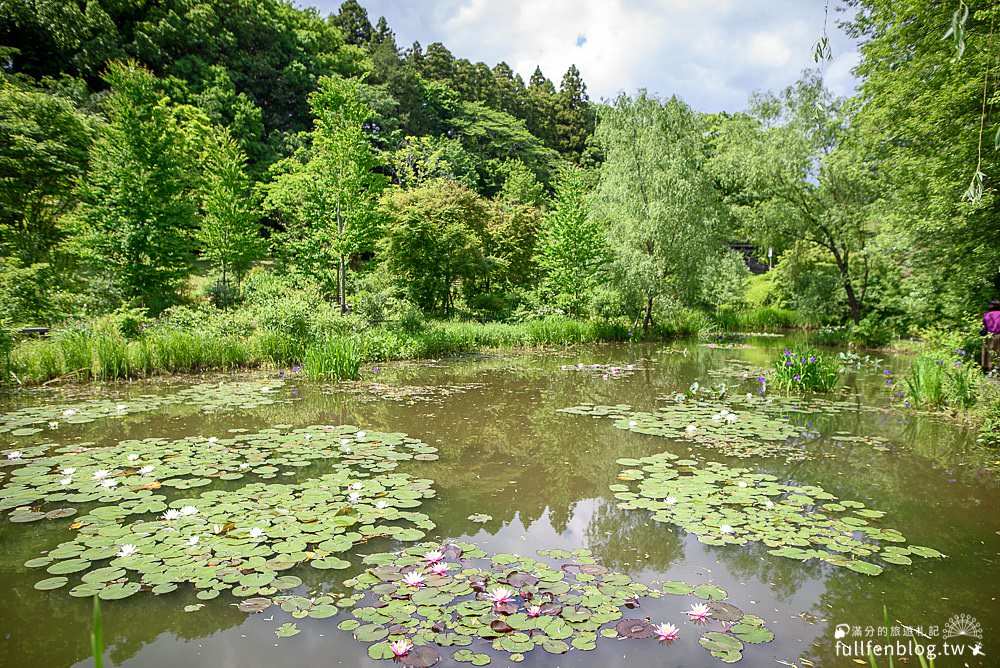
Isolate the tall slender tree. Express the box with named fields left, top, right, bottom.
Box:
left=555, top=65, right=594, bottom=163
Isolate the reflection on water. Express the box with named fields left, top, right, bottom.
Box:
left=1, top=337, right=997, bottom=667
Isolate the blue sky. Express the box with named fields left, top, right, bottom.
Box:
left=301, top=0, right=860, bottom=112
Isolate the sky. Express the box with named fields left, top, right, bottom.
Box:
left=301, top=0, right=861, bottom=113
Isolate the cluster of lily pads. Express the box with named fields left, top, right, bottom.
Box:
left=1, top=426, right=438, bottom=519
left=559, top=402, right=813, bottom=461
left=0, top=380, right=291, bottom=437
left=333, top=382, right=486, bottom=405
left=335, top=542, right=775, bottom=665
left=27, top=468, right=436, bottom=599
left=558, top=362, right=643, bottom=379
left=612, top=452, right=946, bottom=575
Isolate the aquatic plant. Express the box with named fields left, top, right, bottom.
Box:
left=772, top=349, right=840, bottom=392
left=612, top=452, right=946, bottom=574
left=336, top=543, right=776, bottom=664
left=25, top=469, right=437, bottom=599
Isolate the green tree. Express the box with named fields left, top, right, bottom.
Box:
left=198, top=125, right=264, bottom=298
left=535, top=165, right=605, bottom=312
left=0, top=82, right=92, bottom=267
left=555, top=64, right=594, bottom=163
left=496, top=159, right=545, bottom=207
left=264, top=75, right=386, bottom=312
left=380, top=180, right=489, bottom=315
left=75, top=61, right=200, bottom=312
left=594, top=91, right=724, bottom=332
left=846, top=1, right=1000, bottom=318
left=525, top=66, right=558, bottom=149
left=333, top=0, right=373, bottom=46
left=711, top=74, right=880, bottom=324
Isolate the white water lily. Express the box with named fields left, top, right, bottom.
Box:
left=92, top=469, right=109, bottom=480
left=127, top=454, right=140, bottom=462
left=304, top=434, right=311, bottom=441
left=260, top=387, right=270, bottom=393
left=375, top=500, right=388, bottom=509
left=207, top=437, right=218, bottom=443
left=117, top=544, right=137, bottom=557
left=116, top=403, right=127, bottom=412
left=719, top=524, right=734, bottom=534
left=738, top=481, right=748, bottom=488
left=764, top=500, right=774, bottom=509
left=249, top=527, right=265, bottom=539
left=213, top=524, right=223, bottom=534
left=340, top=438, right=351, bottom=446
left=348, top=492, right=361, bottom=504
left=187, top=535, right=200, bottom=546
left=101, top=478, right=118, bottom=488
left=6, top=451, right=22, bottom=460
left=665, top=496, right=678, bottom=505
left=180, top=505, right=198, bottom=516
left=712, top=413, right=722, bottom=421
left=62, top=467, right=76, bottom=475
left=139, top=465, right=154, bottom=475
left=163, top=509, right=181, bottom=521
left=628, top=420, right=637, bottom=427
left=745, top=393, right=753, bottom=400
left=238, top=463, right=250, bottom=470
left=724, top=413, right=738, bottom=424
left=355, top=431, right=366, bottom=439
left=349, top=482, right=363, bottom=490
left=63, top=409, right=77, bottom=417
left=59, top=477, right=73, bottom=486
left=685, top=424, right=698, bottom=434
left=49, top=421, right=59, bottom=429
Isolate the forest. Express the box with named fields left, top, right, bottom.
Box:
left=0, top=0, right=998, bottom=379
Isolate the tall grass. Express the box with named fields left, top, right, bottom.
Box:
left=711, top=306, right=807, bottom=332
left=304, top=337, right=363, bottom=381
left=901, top=353, right=980, bottom=411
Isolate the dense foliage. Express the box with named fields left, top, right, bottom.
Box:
left=0, top=0, right=998, bottom=351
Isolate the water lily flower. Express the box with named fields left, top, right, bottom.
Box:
left=163, top=509, right=181, bottom=521
left=486, top=586, right=516, bottom=604
left=602, top=374, right=609, bottom=380
left=738, top=481, right=748, bottom=488
left=711, top=413, right=722, bottom=421
left=61, top=467, right=76, bottom=475
left=260, top=387, right=270, bottom=393
left=526, top=604, right=542, bottom=617
left=348, top=492, right=361, bottom=504
left=665, top=496, right=678, bottom=505
left=180, top=505, right=198, bottom=516
left=92, top=469, right=109, bottom=480
left=117, top=544, right=137, bottom=558
left=745, top=393, right=753, bottom=400
left=402, top=572, right=426, bottom=587
left=685, top=424, right=698, bottom=434
left=239, top=463, right=250, bottom=470
left=626, top=364, right=634, bottom=371
left=375, top=500, right=388, bottom=510
left=207, top=437, right=218, bottom=443
left=304, top=434, right=311, bottom=441
left=719, top=524, right=734, bottom=534
left=765, top=500, right=774, bottom=509
left=139, top=465, right=155, bottom=475
left=213, top=524, right=223, bottom=534
left=6, top=451, right=22, bottom=460
left=127, top=454, right=140, bottom=462
left=249, top=527, right=265, bottom=539
left=654, top=622, right=679, bottom=641
left=687, top=603, right=712, bottom=621
left=576, top=363, right=584, bottom=369
left=101, top=478, right=118, bottom=488
left=628, top=420, right=637, bottom=427
left=355, top=431, right=366, bottom=439
left=59, top=477, right=73, bottom=485
left=349, top=482, right=363, bottom=490
left=116, top=404, right=127, bottom=412
left=725, top=413, right=738, bottom=424
left=63, top=409, right=77, bottom=417
left=423, top=549, right=444, bottom=564
left=430, top=562, right=450, bottom=576
left=340, top=438, right=351, bottom=446
left=390, top=639, right=413, bottom=657
left=188, top=535, right=200, bottom=546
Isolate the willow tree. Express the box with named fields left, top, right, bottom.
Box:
left=264, top=75, right=385, bottom=312
left=594, top=92, right=724, bottom=333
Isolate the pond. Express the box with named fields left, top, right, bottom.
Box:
left=1, top=336, right=997, bottom=667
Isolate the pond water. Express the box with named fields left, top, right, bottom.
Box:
left=2, top=336, right=998, bottom=668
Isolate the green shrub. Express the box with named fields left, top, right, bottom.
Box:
left=772, top=348, right=841, bottom=392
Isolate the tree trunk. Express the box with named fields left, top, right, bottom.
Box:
left=642, top=294, right=654, bottom=334
left=843, top=279, right=862, bottom=325
left=337, top=201, right=347, bottom=315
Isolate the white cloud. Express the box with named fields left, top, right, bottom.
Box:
left=308, top=0, right=860, bottom=111
left=824, top=49, right=861, bottom=98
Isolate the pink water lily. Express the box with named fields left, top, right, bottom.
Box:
left=430, top=562, right=450, bottom=576
left=486, top=586, right=515, bottom=604
left=526, top=605, right=542, bottom=617
left=655, top=622, right=679, bottom=641
left=390, top=639, right=413, bottom=657
left=423, top=549, right=444, bottom=564
left=687, top=603, right=712, bottom=621
left=402, top=571, right=426, bottom=587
